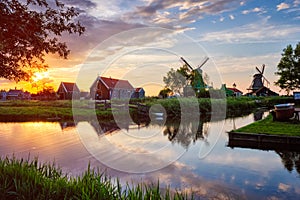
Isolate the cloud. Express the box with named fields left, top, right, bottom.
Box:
left=294, top=0, right=300, bottom=6
left=199, top=17, right=300, bottom=43
left=277, top=2, right=290, bottom=11
left=123, top=0, right=241, bottom=30
left=242, top=7, right=264, bottom=15
left=229, top=14, right=235, bottom=20
left=62, top=0, right=96, bottom=9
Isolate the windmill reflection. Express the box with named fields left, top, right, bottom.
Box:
left=85, top=114, right=209, bottom=150
left=163, top=117, right=210, bottom=149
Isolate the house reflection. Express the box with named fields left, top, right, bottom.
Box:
left=84, top=114, right=209, bottom=150
left=59, top=121, right=77, bottom=131
left=87, top=115, right=151, bottom=135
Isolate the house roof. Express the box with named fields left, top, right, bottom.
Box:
left=7, top=89, right=23, bottom=96
left=135, top=87, right=143, bottom=92
left=59, top=82, right=80, bottom=93
left=100, top=77, right=134, bottom=90
left=254, top=86, right=278, bottom=96
left=227, top=87, right=243, bottom=94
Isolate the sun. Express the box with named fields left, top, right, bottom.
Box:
left=32, top=71, right=49, bottom=82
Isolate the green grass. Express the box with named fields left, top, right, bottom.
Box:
left=0, top=96, right=295, bottom=122
left=235, top=114, right=300, bottom=136
left=0, top=157, right=192, bottom=200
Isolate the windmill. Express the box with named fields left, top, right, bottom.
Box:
left=248, top=64, right=270, bottom=91
left=247, top=64, right=278, bottom=96
left=180, top=56, right=209, bottom=92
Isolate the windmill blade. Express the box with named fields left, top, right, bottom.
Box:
left=261, top=64, right=265, bottom=74
left=197, top=57, right=209, bottom=69
left=262, top=75, right=270, bottom=85
left=256, top=67, right=262, bottom=74
left=180, top=57, right=194, bottom=71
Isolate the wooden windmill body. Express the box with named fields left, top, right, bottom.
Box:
left=247, top=64, right=278, bottom=96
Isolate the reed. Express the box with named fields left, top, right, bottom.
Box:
left=0, top=157, right=192, bottom=200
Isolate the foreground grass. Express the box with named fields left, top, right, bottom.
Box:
left=0, top=157, right=192, bottom=200
left=235, top=114, right=300, bottom=136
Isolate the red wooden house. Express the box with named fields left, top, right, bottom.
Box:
left=90, top=77, right=135, bottom=100
left=57, top=82, right=80, bottom=100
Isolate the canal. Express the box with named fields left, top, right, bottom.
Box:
left=0, top=111, right=299, bottom=199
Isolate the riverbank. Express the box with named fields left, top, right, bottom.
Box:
left=0, top=157, right=191, bottom=199
left=234, top=114, right=300, bottom=136
left=0, top=96, right=294, bottom=122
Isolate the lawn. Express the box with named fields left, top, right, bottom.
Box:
left=235, top=114, right=300, bottom=136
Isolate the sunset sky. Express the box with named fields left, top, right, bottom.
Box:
left=1, top=0, right=300, bottom=96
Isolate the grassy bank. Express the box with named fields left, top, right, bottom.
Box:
left=0, top=157, right=191, bottom=200
left=0, top=100, right=118, bottom=121
left=0, top=96, right=294, bottom=122
left=235, top=114, right=300, bottom=136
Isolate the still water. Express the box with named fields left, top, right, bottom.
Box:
left=0, top=112, right=300, bottom=199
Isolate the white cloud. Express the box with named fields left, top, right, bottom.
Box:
left=294, top=0, right=300, bottom=6
left=199, top=17, right=300, bottom=43
left=242, top=7, right=264, bottom=15
left=219, top=16, right=225, bottom=22
left=229, top=14, right=235, bottom=20
left=277, top=2, right=290, bottom=11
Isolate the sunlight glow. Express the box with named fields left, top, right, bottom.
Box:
left=32, top=72, right=50, bottom=82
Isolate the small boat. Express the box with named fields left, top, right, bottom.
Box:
left=151, top=112, right=164, bottom=117
left=274, top=103, right=295, bottom=121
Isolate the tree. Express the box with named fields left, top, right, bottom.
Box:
left=275, top=42, right=300, bottom=95
left=158, top=87, right=172, bottom=98
left=163, top=67, right=189, bottom=95
left=0, top=0, right=85, bottom=81
left=163, top=64, right=209, bottom=97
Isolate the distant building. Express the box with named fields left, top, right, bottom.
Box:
left=132, top=87, right=145, bottom=99
left=294, top=91, right=300, bottom=100
left=90, top=76, right=135, bottom=100
left=246, top=86, right=279, bottom=97
left=227, top=87, right=243, bottom=97
left=23, top=91, right=31, bottom=100
left=221, top=84, right=234, bottom=97
left=0, top=90, right=7, bottom=101
left=6, top=89, right=31, bottom=100
left=57, top=82, right=80, bottom=100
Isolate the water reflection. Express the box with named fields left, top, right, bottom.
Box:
left=253, top=108, right=269, bottom=121
left=86, top=115, right=211, bottom=150
left=1, top=112, right=300, bottom=198
left=276, top=151, right=300, bottom=174
left=163, top=118, right=209, bottom=149
left=59, top=121, right=77, bottom=130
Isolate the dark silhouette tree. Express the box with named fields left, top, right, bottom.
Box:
left=158, top=87, right=172, bottom=98
left=275, top=42, right=300, bottom=95
left=0, top=0, right=85, bottom=81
